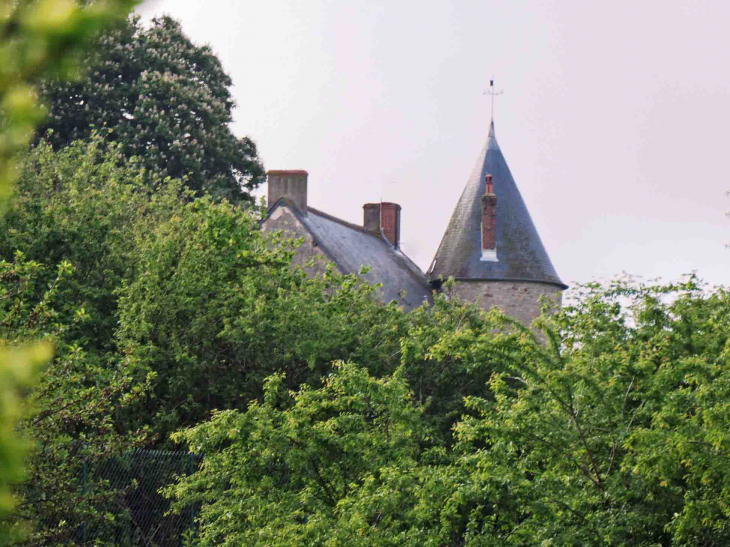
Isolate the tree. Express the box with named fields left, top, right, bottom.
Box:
left=1, top=135, right=184, bottom=356
left=113, top=210, right=502, bottom=446
left=114, top=202, right=410, bottom=442
left=1, top=131, right=178, bottom=547
left=0, top=0, right=139, bottom=544
left=451, top=276, right=730, bottom=545
left=0, top=344, right=51, bottom=542
left=0, top=251, right=152, bottom=547
left=167, top=277, right=730, bottom=546
left=166, top=363, right=449, bottom=547
left=37, top=15, right=265, bottom=202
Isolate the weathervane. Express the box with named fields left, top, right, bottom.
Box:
left=483, top=78, right=503, bottom=121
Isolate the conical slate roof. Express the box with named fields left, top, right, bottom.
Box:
left=429, top=121, right=566, bottom=288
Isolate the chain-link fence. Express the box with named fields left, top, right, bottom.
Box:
left=81, top=449, right=202, bottom=547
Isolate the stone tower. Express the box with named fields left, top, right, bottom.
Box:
left=428, top=121, right=566, bottom=324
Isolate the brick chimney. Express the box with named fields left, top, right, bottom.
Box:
left=480, top=174, right=497, bottom=261
left=363, top=202, right=401, bottom=249
left=267, top=170, right=308, bottom=213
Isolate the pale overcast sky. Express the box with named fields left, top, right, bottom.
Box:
left=137, top=0, right=730, bottom=288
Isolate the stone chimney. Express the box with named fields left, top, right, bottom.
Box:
left=267, top=170, right=308, bottom=213
left=480, top=174, right=497, bottom=261
left=363, top=202, right=401, bottom=249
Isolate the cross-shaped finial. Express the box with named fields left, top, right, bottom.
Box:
left=483, top=78, right=504, bottom=121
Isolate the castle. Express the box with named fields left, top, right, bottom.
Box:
left=261, top=120, right=566, bottom=324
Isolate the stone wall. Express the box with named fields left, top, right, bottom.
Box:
left=450, top=280, right=563, bottom=326
left=261, top=205, right=337, bottom=277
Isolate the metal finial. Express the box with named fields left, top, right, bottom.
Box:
left=483, top=77, right=504, bottom=121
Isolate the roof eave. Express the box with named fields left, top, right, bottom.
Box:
left=430, top=276, right=568, bottom=291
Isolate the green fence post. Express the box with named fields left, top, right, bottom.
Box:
left=188, top=452, right=195, bottom=537
left=82, top=460, right=87, bottom=545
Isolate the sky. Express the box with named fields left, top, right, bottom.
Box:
left=137, top=0, right=730, bottom=289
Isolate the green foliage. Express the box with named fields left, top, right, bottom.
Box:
left=2, top=134, right=488, bottom=545
left=112, top=198, right=499, bottom=446
left=38, top=15, right=265, bottom=202
left=1, top=134, right=183, bottom=354
left=400, top=288, right=503, bottom=441
left=114, top=199, right=411, bottom=442
left=0, top=344, right=51, bottom=521
left=0, top=245, right=153, bottom=546
left=0, top=1, right=138, bottom=544
left=169, top=277, right=730, bottom=546
left=166, top=363, right=445, bottom=547
left=0, top=0, right=139, bottom=204
left=450, top=276, right=730, bottom=546
left=0, top=134, right=181, bottom=545
left=162, top=299, right=519, bottom=547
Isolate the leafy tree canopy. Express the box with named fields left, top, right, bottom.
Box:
left=169, top=277, right=730, bottom=547
left=0, top=134, right=392, bottom=539
left=37, top=15, right=265, bottom=202
left=0, top=131, right=504, bottom=544
left=9, top=130, right=730, bottom=547
left=0, top=0, right=138, bottom=544
left=0, top=251, right=152, bottom=547
left=167, top=364, right=439, bottom=547
left=0, top=135, right=177, bottom=545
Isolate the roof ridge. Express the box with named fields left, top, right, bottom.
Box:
left=307, top=206, right=373, bottom=235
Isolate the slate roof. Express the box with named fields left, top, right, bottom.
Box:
left=428, top=121, right=566, bottom=289
left=268, top=200, right=433, bottom=312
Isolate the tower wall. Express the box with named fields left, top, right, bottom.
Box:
left=451, top=280, right=562, bottom=326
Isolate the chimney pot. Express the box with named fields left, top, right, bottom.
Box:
left=363, top=203, right=381, bottom=234
left=363, top=202, right=401, bottom=249
left=485, top=173, right=494, bottom=195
